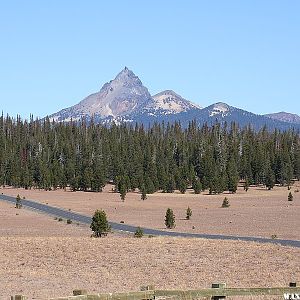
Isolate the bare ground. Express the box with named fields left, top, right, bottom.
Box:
left=1, top=182, right=300, bottom=240
left=1, top=235, right=299, bottom=300
left=0, top=201, right=90, bottom=237
left=0, top=185, right=300, bottom=300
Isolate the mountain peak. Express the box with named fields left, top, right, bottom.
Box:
left=150, top=90, right=201, bottom=114
left=115, top=67, right=139, bottom=82
left=214, top=102, right=230, bottom=109
left=213, top=102, right=230, bottom=111
left=154, top=90, right=180, bottom=97
left=207, top=102, right=231, bottom=117
left=49, top=68, right=153, bottom=121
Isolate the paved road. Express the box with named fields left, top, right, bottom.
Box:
left=1, top=193, right=300, bottom=248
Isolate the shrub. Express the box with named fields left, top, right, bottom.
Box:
left=67, top=219, right=72, bottom=224
left=58, top=217, right=63, bottom=222
left=271, top=234, right=277, bottom=239
left=134, top=227, right=144, bottom=238
left=15, top=194, right=22, bottom=209
left=288, top=192, right=293, bottom=201
left=221, top=197, right=230, bottom=208
left=186, top=206, right=192, bottom=220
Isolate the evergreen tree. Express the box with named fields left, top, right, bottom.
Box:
left=144, top=176, right=156, bottom=194
left=90, top=210, right=110, bottom=237
left=166, top=176, right=176, bottom=193
left=227, top=157, right=239, bottom=193
left=178, top=178, right=188, bottom=194
left=288, top=191, right=293, bottom=201
left=165, top=208, right=175, bottom=229
left=265, top=163, right=275, bottom=190
left=0, top=115, right=298, bottom=196
left=140, top=184, right=147, bottom=200
left=192, top=179, right=202, bottom=194
left=119, top=184, right=126, bottom=201
left=244, top=177, right=250, bottom=192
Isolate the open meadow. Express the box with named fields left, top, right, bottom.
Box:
left=0, top=199, right=299, bottom=299
left=1, top=181, right=300, bottom=240
left=1, top=184, right=300, bottom=299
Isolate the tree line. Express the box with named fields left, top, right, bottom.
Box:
left=0, top=115, right=299, bottom=194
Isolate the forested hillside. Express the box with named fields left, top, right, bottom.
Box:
left=0, top=115, right=299, bottom=194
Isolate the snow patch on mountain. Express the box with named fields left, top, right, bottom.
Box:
left=209, top=102, right=230, bottom=117
left=150, top=90, right=201, bottom=114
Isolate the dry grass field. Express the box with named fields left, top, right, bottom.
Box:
left=0, top=184, right=300, bottom=300
left=1, top=182, right=300, bottom=240
left=0, top=201, right=90, bottom=237
left=1, top=234, right=299, bottom=299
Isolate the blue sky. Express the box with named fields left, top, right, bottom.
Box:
left=0, top=0, right=299, bottom=118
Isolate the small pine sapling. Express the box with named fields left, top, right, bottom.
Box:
left=134, top=227, right=144, bottom=238
left=186, top=206, right=192, bottom=220
left=221, top=197, right=230, bottom=208
left=15, top=194, right=22, bottom=209
left=165, top=208, right=175, bottom=229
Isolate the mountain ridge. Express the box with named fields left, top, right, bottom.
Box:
left=48, top=68, right=300, bottom=131
left=264, top=112, right=300, bottom=125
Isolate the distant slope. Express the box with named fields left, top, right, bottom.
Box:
left=265, top=112, right=300, bottom=125
left=197, top=103, right=300, bottom=131
left=133, top=102, right=300, bottom=131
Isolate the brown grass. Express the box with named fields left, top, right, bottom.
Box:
left=1, top=236, right=299, bottom=300
left=1, top=182, right=300, bottom=240
left=0, top=201, right=90, bottom=237
left=1, top=184, right=300, bottom=300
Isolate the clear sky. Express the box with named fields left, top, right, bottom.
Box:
left=1, top=0, right=299, bottom=118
